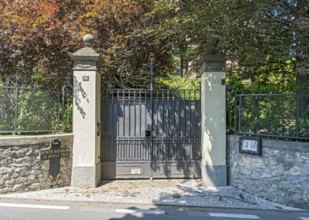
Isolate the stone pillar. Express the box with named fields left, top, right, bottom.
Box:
left=200, top=55, right=227, bottom=187
left=70, top=34, right=101, bottom=188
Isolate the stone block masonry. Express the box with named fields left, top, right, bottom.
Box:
left=0, top=134, right=73, bottom=194
left=228, top=135, right=309, bottom=210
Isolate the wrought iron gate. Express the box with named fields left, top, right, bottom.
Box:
left=101, top=88, right=201, bottom=179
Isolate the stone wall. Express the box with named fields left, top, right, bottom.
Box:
left=0, top=134, right=73, bottom=194
left=227, top=135, right=309, bottom=209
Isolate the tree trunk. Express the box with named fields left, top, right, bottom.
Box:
left=180, top=55, right=184, bottom=77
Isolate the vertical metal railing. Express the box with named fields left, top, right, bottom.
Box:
left=233, top=90, right=237, bottom=134
left=296, top=93, right=300, bottom=138
left=14, top=87, right=18, bottom=131
left=0, top=85, right=72, bottom=134
left=62, top=84, right=73, bottom=132
left=149, top=55, right=154, bottom=178
left=238, top=94, right=242, bottom=134
left=229, top=92, right=309, bottom=140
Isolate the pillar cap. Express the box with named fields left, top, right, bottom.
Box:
left=200, top=54, right=226, bottom=72
left=83, top=34, right=94, bottom=47
left=70, top=34, right=99, bottom=62
left=70, top=34, right=100, bottom=70
left=202, top=54, right=226, bottom=62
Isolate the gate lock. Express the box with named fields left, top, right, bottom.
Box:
left=146, top=130, right=157, bottom=138
left=145, top=130, right=151, bottom=137
left=145, top=130, right=156, bottom=137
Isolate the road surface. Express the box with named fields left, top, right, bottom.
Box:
left=0, top=199, right=308, bottom=220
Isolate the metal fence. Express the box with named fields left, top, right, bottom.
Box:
left=0, top=86, right=72, bottom=134
left=227, top=91, right=309, bottom=140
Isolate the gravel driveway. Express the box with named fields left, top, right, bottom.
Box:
left=0, top=179, right=300, bottom=210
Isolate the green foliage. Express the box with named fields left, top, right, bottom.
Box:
left=154, top=0, right=308, bottom=80
left=62, top=101, right=72, bottom=132
left=235, top=94, right=309, bottom=139
left=225, top=56, right=309, bottom=138
left=226, top=64, right=309, bottom=139
left=225, top=55, right=298, bottom=94
left=241, top=96, right=294, bottom=134
left=17, top=89, right=60, bottom=132
left=154, top=74, right=200, bottom=100
left=155, top=74, right=200, bottom=90
left=0, top=88, right=17, bottom=133
left=0, top=93, right=7, bottom=131
left=0, top=87, right=61, bottom=134
left=31, top=74, right=47, bottom=87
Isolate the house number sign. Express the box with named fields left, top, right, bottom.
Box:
left=239, top=137, right=262, bottom=156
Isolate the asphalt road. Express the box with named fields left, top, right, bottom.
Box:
left=0, top=199, right=308, bottom=220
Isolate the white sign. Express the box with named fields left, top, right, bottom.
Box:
left=239, top=137, right=262, bottom=156
left=242, top=139, right=258, bottom=152
left=131, top=168, right=142, bottom=175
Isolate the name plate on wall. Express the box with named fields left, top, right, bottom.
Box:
left=40, top=139, right=70, bottom=179
left=40, top=140, right=70, bottom=160
left=239, top=137, right=262, bottom=156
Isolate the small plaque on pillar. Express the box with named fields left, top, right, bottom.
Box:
left=221, top=78, right=226, bottom=85
left=83, top=76, right=90, bottom=81
left=239, top=137, right=262, bottom=156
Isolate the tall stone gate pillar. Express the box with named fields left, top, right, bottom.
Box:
left=200, top=55, right=227, bottom=187
left=70, top=34, right=101, bottom=187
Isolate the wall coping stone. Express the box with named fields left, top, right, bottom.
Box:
left=0, top=134, right=73, bottom=147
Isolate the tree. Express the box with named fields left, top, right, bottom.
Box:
left=154, top=0, right=308, bottom=88
left=0, top=0, right=173, bottom=89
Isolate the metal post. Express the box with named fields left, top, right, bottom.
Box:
left=239, top=94, right=242, bottom=133
left=62, top=85, right=65, bottom=132
left=234, top=90, right=237, bottom=134
left=61, top=84, right=73, bottom=132
left=149, top=53, right=154, bottom=180
left=14, top=87, right=18, bottom=132
left=296, top=93, right=300, bottom=137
